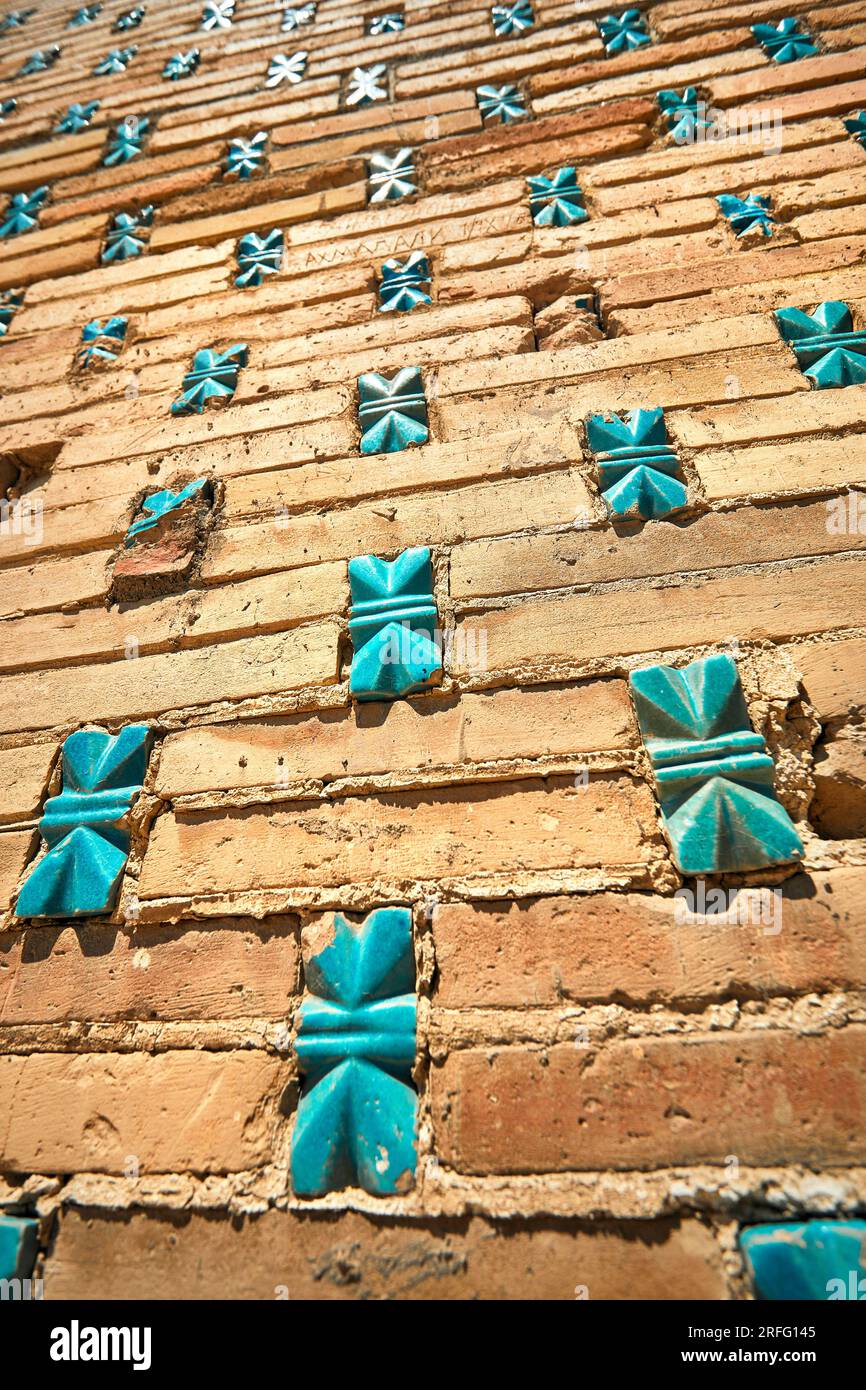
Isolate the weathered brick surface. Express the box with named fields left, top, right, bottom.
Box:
left=433, top=1029, right=866, bottom=1173
left=45, top=1209, right=727, bottom=1300
left=432, top=869, right=866, bottom=1008
left=0, top=1051, right=289, bottom=1173
left=0, top=919, right=300, bottom=1024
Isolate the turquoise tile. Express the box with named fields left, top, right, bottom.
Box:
left=103, top=116, right=149, bottom=167
left=0, top=98, right=16, bottom=123
left=717, top=190, right=775, bottom=236
left=0, top=1216, right=38, bottom=1281
left=68, top=5, right=102, bottom=24
left=368, top=13, right=404, bottom=35
left=348, top=545, right=442, bottom=700
left=1, top=9, right=34, bottom=31
left=477, top=83, right=527, bottom=123
left=292, top=906, right=417, bottom=1196
left=201, top=0, right=234, bottom=28
left=843, top=109, right=866, bottom=148
left=367, top=147, right=416, bottom=202
left=77, top=315, right=128, bottom=368
left=357, top=366, right=428, bottom=453
left=235, top=229, right=283, bottom=287
left=101, top=204, right=153, bottom=262
left=56, top=100, right=100, bottom=134
left=630, top=652, right=804, bottom=873
left=282, top=4, right=316, bottom=32
left=93, top=46, right=137, bottom=75
left=377, top=252, right=431, bottom=312
left=657, top=87, right=711, bottom=143
left=491, top=1, right=534, bottom=36
left=527, top=166, right=588, bottom=226
left=751, top=17, right=818, bottom=63
left=587, top=406, right=687, bottom=520
left=0, top=185, right=49, bottom=240
left=170, top=344, right=247, bottom=414
left=125, top=479, right=208, bottom=546
left=741, top=1221, right=866, bottom=1300
left=598, top=9, right=651, bottom=54
left=346, top=64, right=388, bottom=105
left=15, top=725, right=154, bottom=920
left=114, top=5, right=146, bottom=30
left=774, top=300, right=866, bottom=388
left=163, top=49, right=200, bottom=80
left=19, top=46, right=60, bottom=75
left=0, top=289, right=23, bottom=336
left=224, top=132, right=267, bottom=179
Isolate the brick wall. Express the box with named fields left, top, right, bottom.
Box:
left=0, top=0, right=864, bottom=1300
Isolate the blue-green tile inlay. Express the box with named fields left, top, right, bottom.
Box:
left=0, top=289, right=23, bottom=336
left=368, top=12, right=403, bottom=34
left=358, top=366, right=428, bottom=454
left=752, top=17, right=818, bottom=63
left=114, top=5, right=146, bottom=30
left=491, top=1, right=533, bottom=36
left=0, top=98, right=17, bottom=122
left=598, top=9, right=651, bottom=54
left=56, top=100, right=100, bottom=134
left=1, top=8, right=34, bottom=31
left=77, top=315, right=128, bottom=368
left=477, top=83, right=527, bottom=123
left=843, top=109, right=866, bottom=148
left=587, top=407, right=686, bottom=521
left=224, top=132, right=267, bottom=179
left=657, top=88, right=712, bottom=143
left=266, top=50, right=307, bottom=86
left=775, top=300, right=866, bottom=388
left=235, top=228, right=283, bottom=287
left=0, top=1216, right=38, bottom=1281
left=292, top=906, right=417, bottom=1196
left=126, top=479, right=209, bottom=546
left=346, top=63, right=387, bottom=105
left=103, top=115, right=149, bottom=167
left=19, top=46, right=60, bottom=76
left=717, top=190, right=775, bottom=237
left=378, top=252, right=431, bottom=313
left=282, top=3, right=316, bottom=32
left=741, top=1221, right=866, bottom=1301
left=94, top=46, right=137, bottom=75
left=368, top=147, right=416, bottom=202
left=101, top=204, right=153, bottom=262
left=15, top=725, right=154, bottom=920
left=69, top=4, right=102, bottom=24
left=163, top=49, right=200, bottom=80
left=528, top=166, right=588, bottom=226
left=171, top=343, right=248, bottom=415
left=0, top=185, right=48, bottom=240
left=349, top=545, right=441, bottom=700
left=629, top=652, right=804, bottom=874
left=201, top=0, right=234, bottom=28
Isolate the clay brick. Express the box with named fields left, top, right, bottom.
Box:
left=0, top=919, right=300, bottom=1024
left=453, top=556, right=866, bottom=671
left=0, top=742, right=56, bottom=823
left=432, top=1028, right=866, bottom=1173
left=0, top=829, right=35, bottom=910
left=156, top=680, right=637, bottom=797
left=696, top=437, right=866, bottom=501
left=148, top=182, right=367, bottom=253
left=794, top=638, right=866, bottom=721
left=0, top=1051, right=289, bottom=1173
left=203, top=468, right=590, bottom=585
left=139, top=775, right=660, bottom=903
left=450, top=499, right=866, bottom=599
left=0, top=548, right=111, bottom=620
left=0, top=623, right=340, bottom=735
left=432, top=869, right=866, bottom=1008
left=0, top=561, right=347, bottom=673
left=45, top=1208, right=727, bottom=1300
